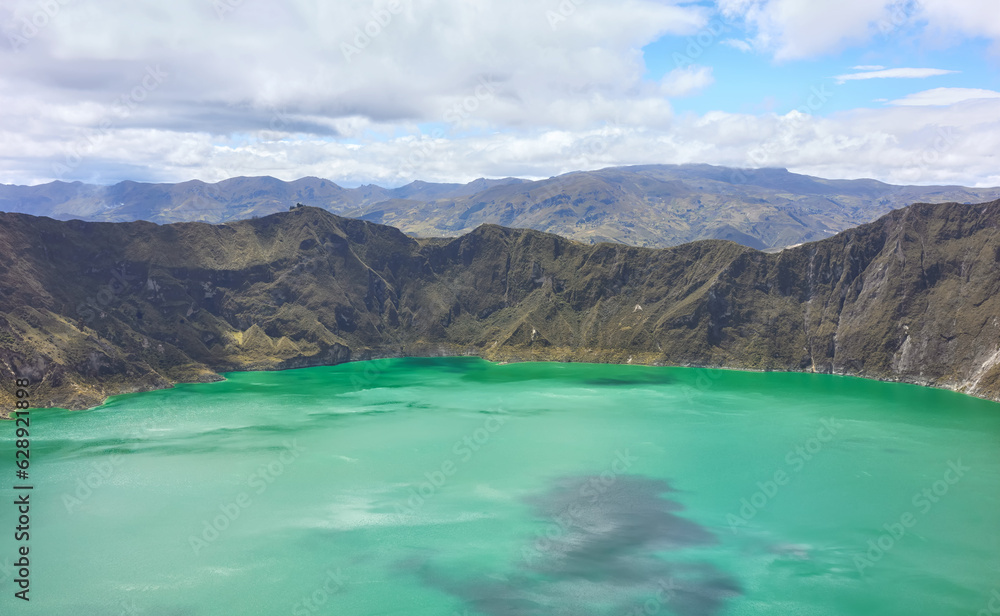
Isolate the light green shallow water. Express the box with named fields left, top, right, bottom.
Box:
left=2, top=358, right=1000, bottom=616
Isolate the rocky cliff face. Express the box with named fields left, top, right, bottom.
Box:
left=2, top=201, right=1000, bottom=414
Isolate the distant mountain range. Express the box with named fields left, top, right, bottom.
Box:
left=3, top=165, right=999, bottom=250
left=2, top=199, right=1000, bottom=412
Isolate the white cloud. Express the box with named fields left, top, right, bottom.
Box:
left=0, top=0, right=997, bottom=189
left=890, top=87, right=1000, bottom=107
left=722, top=38, right=753, bottom=52
left=0, top=0, right=709, bottom=135
left=916, top=0, right=1000, bottom=43
left=717, top=0, right=899, bottom=60
left=834, top=67, right=958, bottom=84
left=718, top=0, right=1000, bottom=60
left=3, top=92, right=999, bottom=189
left=660, top=65, right=714, bottom=97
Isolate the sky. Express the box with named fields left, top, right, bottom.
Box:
left=1, top=0, right=998, bottom=188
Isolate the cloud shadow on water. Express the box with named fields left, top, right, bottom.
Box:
left=408, top=475, right=741, bottom=616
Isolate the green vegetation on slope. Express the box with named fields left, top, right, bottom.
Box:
left=2, top=200, right=1000, bottom=413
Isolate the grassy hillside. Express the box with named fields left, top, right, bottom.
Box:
left=2, top=200, right=1000, bottom=414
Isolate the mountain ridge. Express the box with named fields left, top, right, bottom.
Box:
left=2, top=198, right=1000, bottom=415
left=4, top=164, right=999, bottom=251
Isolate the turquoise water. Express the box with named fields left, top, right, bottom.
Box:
left=2, top=358, right=1000, bottom=615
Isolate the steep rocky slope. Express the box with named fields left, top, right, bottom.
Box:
left=1, top=200, right=1000, bottom=414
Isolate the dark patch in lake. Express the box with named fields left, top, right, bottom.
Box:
left=411, top=475, right=740, bottom=616
left=584, top=374, right=676, bottom=386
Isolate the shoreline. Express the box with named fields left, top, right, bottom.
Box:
left=8, top=349, right=998, bottom=418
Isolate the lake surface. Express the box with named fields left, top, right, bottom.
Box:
left=2, top=358, right=1000, bottom=615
